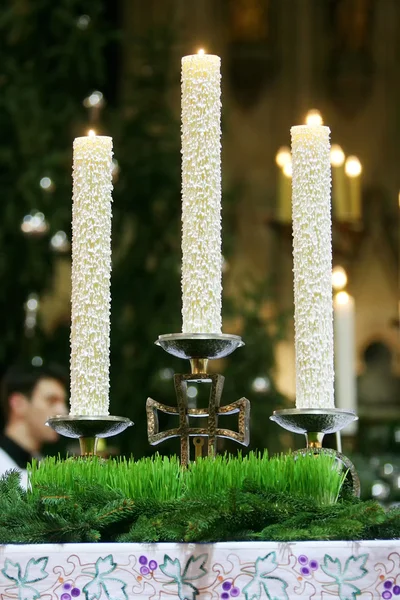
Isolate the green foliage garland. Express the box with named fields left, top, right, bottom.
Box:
left=0, top=454, right=397, bottom=544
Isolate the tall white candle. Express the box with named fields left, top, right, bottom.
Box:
left=291, top=125, right=334, bottom=409
left=276, top=147, right=292, bottom=223
left=181, top=50, right=222, bottom=334
left=334, top=291, right=357, bottom=432
left=330, top=145, right=347, bottom=221
left=277, top=162, right=292, bottom=223
left=70, top=131, right=113, bottom=415
left=345, top=156, right=362, bottom=221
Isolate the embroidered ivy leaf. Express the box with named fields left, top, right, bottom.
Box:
left=98, top=577, right=127, bottom=600
left=84, top=576, right=127, bottom=600
left=264, top=577, right=289, bottom=600
left=18, top=584, right=42, bottom=600
left=243, top=577, right=263, bottom=600
left=321, top=555, right=343, bottom=581
left=83, top=579, right=102, bottom=600
left=2, top=559, right=22, bottom=583
left=243, top=577, right=288, bottom=600
left=321, top=554, right=368, bottom=600
left=177, top=580, right=199, bottom=600
left=342, top=555, right=368, bottom=582
left=94, top=555, right=116, bottom=577
left=23, top=557, right=49, bottom=584
left=256, top=553, right=278, bottom=577
left=337, top=582, right=362, bottom=600
left=160, top=556, right=202, bottom=600
left=160, top=556, right=182, bottom=582
left=1, top=558, right=48, bottom=600
left=243, top=554, right=288, bottom=600
left=182, top=554, right=208, bottom=581
left=83, top=556, right=127, bottom=600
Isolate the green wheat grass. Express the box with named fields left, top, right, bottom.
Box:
left=28, top=451, right=346, bottom=506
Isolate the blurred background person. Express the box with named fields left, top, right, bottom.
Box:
left=0, top=365, right=68, bottom=487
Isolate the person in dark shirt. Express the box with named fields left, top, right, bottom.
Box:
left=0, top=364, right=68, bottom=487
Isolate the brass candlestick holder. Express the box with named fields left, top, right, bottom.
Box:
left=270, top=408, right=360, bottom=496
left=147, top=333, right=250, bottom=466
left=46, top=415, right=133, bottom=456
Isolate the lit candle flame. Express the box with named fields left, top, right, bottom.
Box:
left=197, top=48, right=205, bottom=56
left=336, top=291, right=350, bottom=305
left=330, top=144, right=345, bottom=167
left=88, top=129, right=96, bottom=137
left=345, top=156, right=362, bottom=178
left=332, top=266, right=347, bottom=291
left=305, top=109, right=323, bottom=126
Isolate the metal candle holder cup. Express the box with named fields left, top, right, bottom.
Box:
left=270, top=408, right=360, bottom=496
left=155, top=333, right=245, bottom=374
left=148, top=333, right=250, bottom=466
left=46, top=415, right=133, bottom=456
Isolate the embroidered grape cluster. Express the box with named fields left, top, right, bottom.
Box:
left=138, top=555, right=158, bottom=576
left=382, top=580, right=400, bottom=598
left=298, top=555, right=319, bottom=577
left=220, top=580, right=240, bottom=598
left=61, top=583, right=80, bottom=599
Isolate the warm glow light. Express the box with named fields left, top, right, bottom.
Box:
left=336, top=291, right=350, bottom=305
left=275, top=146, right=291, bottom=168
left=283, top=161, right=292, bottom=178
left=345, top=156, right=362, bottom=177
left=330, top=144, right=345, bottom=167
left=198, top=48, right=205, bottom=56
left=332, top=266, right=348, bottom=291
left=305, top=109, right=323, bottom=126
left=88, top=129, right=96, bottom=137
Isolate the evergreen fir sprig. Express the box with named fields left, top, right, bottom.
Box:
left=0, top=466, right=398, bottom=544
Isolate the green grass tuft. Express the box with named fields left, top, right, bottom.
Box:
left=28, top=451, right=346, bottom=507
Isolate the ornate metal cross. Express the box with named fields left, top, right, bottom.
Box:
left=147, top=372, right=250, bottom=466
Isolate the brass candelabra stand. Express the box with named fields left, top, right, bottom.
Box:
left=270, top=408, right=360, bottom=496
left=46, top=415, right=133, bottom=456
left=147, top=333, right=250, bottom=466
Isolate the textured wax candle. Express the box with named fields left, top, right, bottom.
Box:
left=291, top=125, right=334, bottom=409
left=181, top=51, right=222, bottom=334
left=70, top=132, right=113, bottom=415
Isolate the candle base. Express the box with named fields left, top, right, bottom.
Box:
left=270, top=408, right=360, bottom=497
left=46, top=415, right=133, bottom=457
left=270, top=408, right=357, bottom=437
left=156, top=333, right=243, bottom=375
left=149, top=333, right=249, bottom=465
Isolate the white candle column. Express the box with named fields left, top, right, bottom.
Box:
left=181, top=51, right=222, bottom=334
left=70, top=132, right=113, bottom=415
left=275, top=147, right=292, bottom=223
left=334, top=291, right=357, bottom=432
left=330, top=145, right=347, bottom=221
left=345, top=156, right=362, bottom=221
left=291, top=125, right=334, bottom=409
